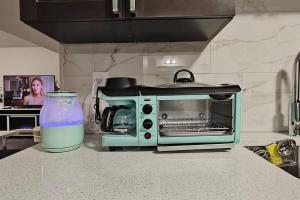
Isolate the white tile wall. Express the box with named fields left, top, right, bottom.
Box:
left=61, top=0, right=300, bottom=133
left=0, top=47, right=59, bottom=90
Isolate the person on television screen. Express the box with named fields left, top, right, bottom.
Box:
left=23, top=77, right=44, bottom=105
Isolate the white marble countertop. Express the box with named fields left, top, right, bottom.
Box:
left=0, top=132, right=299, bottom=200
left=241, top=131, right=300, bottom=146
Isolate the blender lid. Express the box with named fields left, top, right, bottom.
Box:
left=46, top=91, right=78, bottom=97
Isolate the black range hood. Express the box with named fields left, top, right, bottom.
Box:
left=20, top=0, right=235, bottom=44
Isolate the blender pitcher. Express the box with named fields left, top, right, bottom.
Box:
left=40, top=92, right=84, bottom=152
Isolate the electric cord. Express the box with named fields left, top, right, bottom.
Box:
left=94, top=87, right=101, bottom=124
left=86, top=79, right=102, bottom=132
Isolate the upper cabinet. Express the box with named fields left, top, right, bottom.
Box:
left=129, top=0, right=234, bottom=18
left=20, top=0, right=132, bottom=43
left=125, top=0, right=235, bottom=43
left=21, top=0, right=125, bottom=21
left=20, top=0, right=235, bottom=43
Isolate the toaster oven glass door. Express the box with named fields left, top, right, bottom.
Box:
left=157, top=95, right=236, bottom=145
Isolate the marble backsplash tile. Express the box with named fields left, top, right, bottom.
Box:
left=63, top=53, right=95, bottom=76
left=63, top=75, right=93, bottom=103
left=61, top=0, right=300, bottom=133
left=210, top=14, right=300, bottom=74
left=236, top=0, right=300, bottom=13
left=95, top=53, right=143, bottom=76
left=242, top=72, right=291, bottom=132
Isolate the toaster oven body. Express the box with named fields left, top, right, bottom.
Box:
left=100, top=92, right=241, bottom=150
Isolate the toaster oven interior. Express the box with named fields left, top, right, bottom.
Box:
left=158, top=99, right=234, bottom=136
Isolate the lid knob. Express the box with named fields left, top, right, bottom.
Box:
left=173, top=69, right=195, bottom=83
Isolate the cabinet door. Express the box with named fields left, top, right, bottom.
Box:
left=0, top=116, right=7, bottom=131
left=20, top=0, right=125, bottom=21
left=129, top=18, right=231, bottom=42
left=29, top=20, right=133, bottom=43
left=127, top=0, right=235, bottom=18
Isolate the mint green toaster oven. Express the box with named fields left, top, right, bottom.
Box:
left=95, top=70, right=241, bottom=151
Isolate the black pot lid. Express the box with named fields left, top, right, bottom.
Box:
left=100, top=79, right=241, bottom=97
left=155, top=82, right=227, bottom=88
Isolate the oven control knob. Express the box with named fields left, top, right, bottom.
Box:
left=144, top=132, right=151, bottom=139
left=143, top=119, right=153, bottom=129
left=142, top=104, right=153, bottom=114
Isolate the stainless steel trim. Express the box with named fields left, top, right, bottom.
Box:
left=157, top=143, right=234, bottom=152
left=130, top=0, right=135, bottom=13
left=112, top=0, right=119, bottom=15
left=290, top=52, right=300, bottom=135
left=160, top=130, right=229, bottom=136
left=294, top=52, right=300, bottom=102
left=9, top=115, right=37, bottom=118
left=6, top=116, right=9, bottom=130
left=277, top=139, right=296, bottom=156
left=34, top=116, right=38, bottom=128
left=298, top=146, right=300, bottom=177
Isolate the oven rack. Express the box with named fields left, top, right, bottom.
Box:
left=159, top=118, right=232, bottom=136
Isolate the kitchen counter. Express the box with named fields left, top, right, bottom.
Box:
left=241, top=131, right=300, bottom=146
left=0, top=132, right=299, bottom=200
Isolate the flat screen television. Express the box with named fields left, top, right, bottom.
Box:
left=3, top=75, right=56, bottom=108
